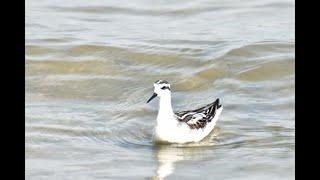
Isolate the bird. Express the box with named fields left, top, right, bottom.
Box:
left=147, top=80, right=223, bottom=144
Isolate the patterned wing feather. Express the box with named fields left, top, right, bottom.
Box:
left=175, top=98, right=221, bottom=129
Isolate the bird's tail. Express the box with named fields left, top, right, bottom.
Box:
left=208, top=98, right=222, bottom=116
left=215, top=98, right=222, bottom=109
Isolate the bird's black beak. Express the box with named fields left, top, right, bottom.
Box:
left=147, top=93, right=157, bottom=103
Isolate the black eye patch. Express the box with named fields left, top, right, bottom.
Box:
left=161, top=86, right=171, bottom=90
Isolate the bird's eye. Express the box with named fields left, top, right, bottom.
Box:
left=161, top=86, right=170, bottom=90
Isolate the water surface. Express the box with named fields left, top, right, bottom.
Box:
left=26, top=0, right=295, bottom=179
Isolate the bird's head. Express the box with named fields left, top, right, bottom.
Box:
left=147, top=80, right=171, bottom=103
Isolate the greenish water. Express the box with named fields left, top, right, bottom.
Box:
left=26, top=0, right=295, bottom=179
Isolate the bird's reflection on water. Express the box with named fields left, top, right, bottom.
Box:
left=152, top=128, right=220, bottom=180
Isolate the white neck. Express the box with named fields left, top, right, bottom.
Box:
left=156, top=93, right=174, bottom=125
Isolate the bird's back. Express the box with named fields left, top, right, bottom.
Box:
left=175, top=98, right=222, bottom=129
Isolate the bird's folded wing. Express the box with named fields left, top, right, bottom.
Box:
left=175, top=100, right=220, bottom=129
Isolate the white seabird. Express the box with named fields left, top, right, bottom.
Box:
left=147, top=80, right=223, bottom=143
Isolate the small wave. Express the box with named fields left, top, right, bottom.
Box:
left=50, top=5, right=229, bottom=17
left=26, top=125, right=112, bottom=138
